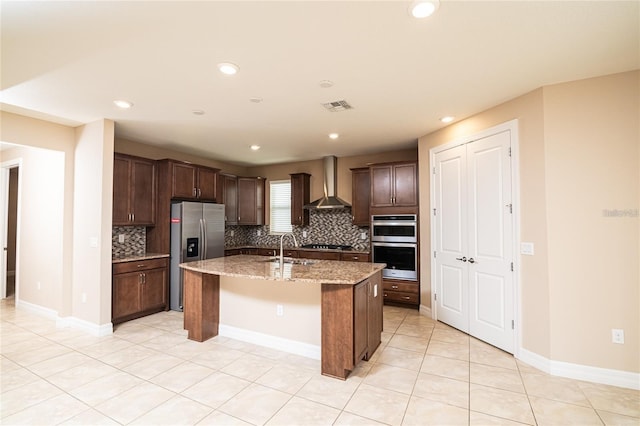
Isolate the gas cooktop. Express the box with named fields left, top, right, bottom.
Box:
left=301, top=244, right=353, bottom=250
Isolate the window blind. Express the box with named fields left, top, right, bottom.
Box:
left=270, top=180, right=292, bottom=234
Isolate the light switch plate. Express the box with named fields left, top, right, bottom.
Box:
left=520, top=242, right=535, bottom=255
left=118, top=234, right=125, bottom=243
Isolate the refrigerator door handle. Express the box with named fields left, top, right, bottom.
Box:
left=198, top=218, right=205, bottom=261
left=202, top=217, right=208, bottom=259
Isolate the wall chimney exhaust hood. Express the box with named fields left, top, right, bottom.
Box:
left=305, top=156, right=351, bottom=209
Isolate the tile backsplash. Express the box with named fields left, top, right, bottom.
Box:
left=225, top=209, right=370, bottom=251
left=112, top=226, right=146, bottom=257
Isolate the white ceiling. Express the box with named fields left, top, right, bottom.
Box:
left=1, top=1, right=638, bottom=166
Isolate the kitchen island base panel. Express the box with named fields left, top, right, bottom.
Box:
left=183, top=270, right=219, bottom=342
left=321, top=284, right=355, bottom=380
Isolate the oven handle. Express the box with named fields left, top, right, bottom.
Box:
left=371, top=221, right=417, bottom=227
left=372, top=242, right=418, bottom=248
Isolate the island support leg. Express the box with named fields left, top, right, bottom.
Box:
left=183, top=270, right=219, bottom=342
left=321, top=284, right=354, bottom=380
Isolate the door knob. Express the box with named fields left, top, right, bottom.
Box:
left=468, top=258, right=476, bottom=264
left=456, top=256, right=467, bottom=262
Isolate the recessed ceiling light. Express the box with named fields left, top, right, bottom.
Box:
left=217, top=62, right=239, bottom=75
left=440, top=116, right=455, bottom=123
left=192, top=110, right=205, bottom=116
left=113, top=100, right=133, bottom=109
left=319, top=80, right=334, bottom=88
left=329, top=133, right=339, bottom=140
left=250, top=145, right=261, bottom=151
left=249, top=97, right=263, bottom=103
left=409, top=0, right=440, bottom=18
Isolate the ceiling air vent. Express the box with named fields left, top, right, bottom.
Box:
left=322, top=100, right=353, bottom=112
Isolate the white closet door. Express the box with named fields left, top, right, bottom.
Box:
left=466, top=130, right=514, bottom=353
left=434, top=144, right=468, bottom=333
left=434, top=129, right=514, bottom=353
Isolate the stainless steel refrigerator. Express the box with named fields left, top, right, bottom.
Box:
left=170, top=202, right=225, bottom=311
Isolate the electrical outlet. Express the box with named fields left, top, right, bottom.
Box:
left=82, top=293, right=87, bottom=303
left=37, top=281, right=41, bottom=290
left=302, top=231, right=307, bottom=238
left=360, top=232, right=367, bottom=240
left=520, top=242, right=535, bottom=255
left=276, top=304, right=284, bottom=317
left=230, top=230, right=234, bottom=237
left=612, top=329, right=624, bottom=344
left=118, top=234, right=125, bottom=243
left=90, top=237, right=98, bottom=248
left=257, top=229, right=261, bottom=236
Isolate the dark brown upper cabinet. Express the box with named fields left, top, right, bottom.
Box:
left=113, top=153, right=156, bottom=226
left=290, top=173, right=311, bottom=226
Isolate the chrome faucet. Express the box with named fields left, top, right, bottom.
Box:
left=279, top=232, right=298, bottom=269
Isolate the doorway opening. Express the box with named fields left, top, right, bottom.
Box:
left=2, top=159, right=21, bottom=303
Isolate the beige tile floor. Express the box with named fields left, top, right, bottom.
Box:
left=1, top=297, right=639, bottom=425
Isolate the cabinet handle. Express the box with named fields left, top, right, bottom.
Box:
left=403, top=296, right=410, bottom=300
left=384, top=293, right=388, bottom=297
left=137, top=264, right=146, bottom=268
left=198, top=188, right=201, bottom=197
left=353, top=256, right=359, bottom=260
left=193, top=188, right=197, bottom=196
left=392, top=285, right=398, bottom=289
left=132, top=213, right=135, bottom=222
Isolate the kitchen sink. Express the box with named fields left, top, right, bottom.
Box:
left=259, top=257, right=315, bottom=266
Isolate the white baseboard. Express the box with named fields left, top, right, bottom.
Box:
left=518, top=348, right=640, bottom=390
left=57, top=316, right=113, bottom=337
left=16, top=299, right=58, bottom=319
left=419, top=304, right=432, bottom=319
left=219, top=324, right=321, bottom=360
left=16, top=299, right=113, bottom=337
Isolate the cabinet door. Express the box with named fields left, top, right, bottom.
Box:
left=393, top=163, right=418, bottom=207
left=113, top=156, right=131, bottom=225
left=237, top=178, right=257, bottom=224
left=351, top=168, right=370, bottom=225
left=222, top=175, right=238, bottom=225
left=197, top=167, right=217, bottom=201
left=367, top=272, right=383, bottom=356
left=172, top=163, right=197, bottom=199
left=290, top=173, right=310, bottom=226
left=237, top=178, right=264, bottom=225
left=353, top=280, right=369, bottom=363
left=370, top=165, right=394, bottom=207
left=131, top=158, right=156, bottom=225
left=141, top=268, right=167, bottom=311
left=112, top=272, right=141, bottom=320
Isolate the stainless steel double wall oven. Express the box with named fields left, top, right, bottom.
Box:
left=371, top=214, right=418, bottom=281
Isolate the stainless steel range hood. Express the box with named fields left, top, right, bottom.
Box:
left=305, top=156, right=351, bottom=209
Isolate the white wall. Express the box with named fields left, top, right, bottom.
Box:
left=1, top=146, right=65, bottom=311
left=1, top=111, right=115, bottom=332
left=72, top=120, right=114, bottom=326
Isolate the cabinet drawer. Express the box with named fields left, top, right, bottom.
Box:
left=257, top=248, right=278, bottom=257
left=299, top=251, right=341, bottom=260
left=113, top=258, right=168, bottom=275
left=341, top=253, right=370, bottom=262
left=383, top=290, right=419, bottom=305
left=383, top=280, right=418, bottom=294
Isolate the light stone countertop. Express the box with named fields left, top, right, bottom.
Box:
left=180, top=255, right=385, bottom=285
left=112, top=253, right=170, bottom=263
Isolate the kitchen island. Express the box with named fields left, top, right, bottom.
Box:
left=180, top=255, right=385, bottom=379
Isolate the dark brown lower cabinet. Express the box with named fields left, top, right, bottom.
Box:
left=382, top=278, right=419, bottom=308
left=112, top=258, right=168, bottom=324
left=321, top=271, right=383, bottom=379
